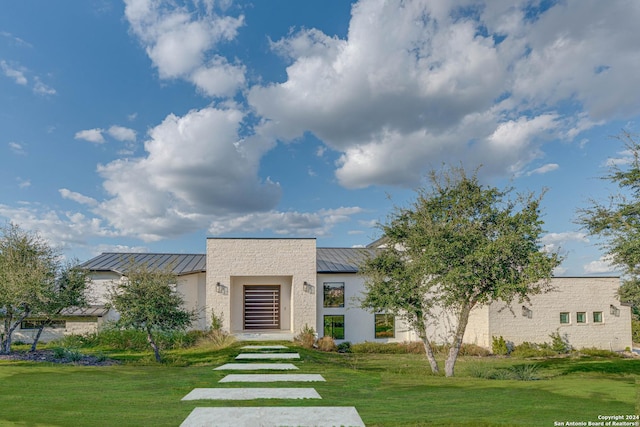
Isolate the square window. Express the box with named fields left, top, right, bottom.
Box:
left=375, top=314, right=395, bottom=338
left=576, top=312, right=586, bottom=323
left=324, top=315, right=345, bottom=339
left=560, top=312, right=570, bottom=324
left=323, top=282, right=345, bottom=308
left=593, top=311, right=603, bottom=323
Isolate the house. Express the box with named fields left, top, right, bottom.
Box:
left=10, top=237, right=634, bottom=351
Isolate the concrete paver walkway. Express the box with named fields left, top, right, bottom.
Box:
left=219, top=374, right=325, bottom=383
left=182, top=387, right=321, bottom=400
left=235, top=352, right=300, bottom=360
left=240, top=345, right=288, bottom=350
left=180, top=407, right=366, bottom=427
left=214, top=363, right=298, bottom=370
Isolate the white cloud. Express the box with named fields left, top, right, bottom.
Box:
left=540, top=231, right=589, bottom=253
left=1, top=60, right=27, bottom=85
left=17, top=178, right=31, bottom=188
left=59, top=189, right=99, bottom=207
left=91, top=244, right=149, bottom=256
left=33, top=77, right=56, bottom=95
left=583, top=255, right=617, bottom=274
left=8, top=142, right=26, bottom=155
left=0, top=31, right=33, bottom=48
left=94, top=106, right=281, bottom=241
left=107, top=125, right=137, bottom=142
left=248, top=0, right=640, bottom=188
left=124, top=0, right=245, bottom=97
left=75, top=128, right=105, bottom=144
left=208, top=207, right=363, bottom=236
left=527, top=163, right=559, bottom=176
left=0, top=203, right=117, bottom=249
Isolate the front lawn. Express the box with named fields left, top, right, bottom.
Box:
left=0, top=343, right=638, bottom=426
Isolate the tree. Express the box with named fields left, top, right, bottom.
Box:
left=578, top=132, right=640, bottom=325
left=30, top=260, right=89, bottom=351
left=0, top=224, right=59, bottom=354
left=360, top=166, right=560, bottom=377
left=109, top=262, right=196, bottom=362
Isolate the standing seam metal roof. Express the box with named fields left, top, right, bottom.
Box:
left=80, top=248, right=377, bottom=275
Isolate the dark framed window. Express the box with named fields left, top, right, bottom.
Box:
left=323, top=282, right=345, bottom=308
left=593, top=311, right=603, bottom=323
left=559, top=312, right=570, bottom=324
left=20, top=319, right=66, bottom=330
left=324, top=315, right=345, bottom=339
left=374, top=314, right=395, bottom=338
left=576, top=312, right=586, bottom=323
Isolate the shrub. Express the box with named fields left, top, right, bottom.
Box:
left=317, top=336, right=337, bottom=352
left=632, top=319, right=640, bottom=344
left=294, top=324, right=316, bottom=349
left=511, top=342, right=557, bottom=358
left=549, top=330, right=572, bottom=354
left=337, top=341, right=352, bottom=353
left=210, top=312, right=224, bottom=331
left=351, top=341, right=426, bottom=354
left=459, top=343, right=491, bottom=357
left=509, top=363, right=540, bottom=381
left=576, top=348, right=621, bottom=358
left=491, top=336, right=510, bottom=355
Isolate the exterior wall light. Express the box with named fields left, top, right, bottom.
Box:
left=303, top=281, right=315, bottom=294
left=610, top=304, right=620, bottom=316
left=216, top=282, right=228, bottom=295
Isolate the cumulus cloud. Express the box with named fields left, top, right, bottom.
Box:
left=583, top=255, right=617, bottom=274
left=208, top=207, right=363, bottom=236
left=540, top=231, right=589, bottom=253
left=1, top=60, right=27, bottom=85
left=33, top=77, right=56, bottom=95
left=0, top=203, right=117, bottom=249
left=94, top=106, right=281, bottom=241
left=107, top=125, right=137, bottom=142
left=249, top=0, right=640, bottom=188
left=17, top=178, right=31, bottom=189
left=124, top=0, right=245, bottom=97
left=75, top=128, right=105, bottom=144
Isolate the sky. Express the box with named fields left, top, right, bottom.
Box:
left=1, top=0, right=639, bottom=276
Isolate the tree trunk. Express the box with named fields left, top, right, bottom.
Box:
left=146, top=328, right=162, bottom=362
left=416, top=315, right=439, bottom=374
left=30, top=323, right=46, bottom=352
left=1, top=310, right=29, bottom=354
left=445, top=303, right=472, bottom=377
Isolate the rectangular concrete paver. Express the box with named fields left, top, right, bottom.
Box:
left=214, top=363, right=298, bottom=370
left=219, top=374, right=325, bottom=383
left=240, top=345, right=288, bottom=350
left=182, top=388, right=321, bottom=400
left=236, top=353, right=299, bottom=360
left=180, top=407, right=365, bottom=427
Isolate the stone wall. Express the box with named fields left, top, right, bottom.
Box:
left=206, top=238, right=317, bottom=335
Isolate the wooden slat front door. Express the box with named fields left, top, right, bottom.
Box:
left=243, top=285, right=280, bottom=330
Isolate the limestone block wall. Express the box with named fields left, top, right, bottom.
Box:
left=463, top=305, right=490, bottom=347
left=206, top=238, right=316, bottom=335
left=12, top=317, right=103, bottom=344
left=488, top=277, right=632, bottom=351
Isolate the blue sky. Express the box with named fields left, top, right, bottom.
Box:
left=1, top=0, right=639, bottom=276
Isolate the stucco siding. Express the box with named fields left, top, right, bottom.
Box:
left=487, top=277, right=632, bottom=351
left=316, top=273, right=415, bottom=343
left=206, top=239, right=316, bottom=335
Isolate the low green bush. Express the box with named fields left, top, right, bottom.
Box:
left=576, top=348, right=621, bottom=358
left=337, top=341, right=352, bottom=353
left=510, top=342, right=557, bottom=358
left=492, top=336, right=509, bottom=355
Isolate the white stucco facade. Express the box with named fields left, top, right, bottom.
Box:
left=43, top=238, right=632, bottom=352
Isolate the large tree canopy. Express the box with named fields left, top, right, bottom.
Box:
left=109, top=262, right=196, bottom=362
left=361, top=166, right=560, bottom=376
left=0, top=224, right=59, bottom=354
left=578, top=132, right=640, bottom=323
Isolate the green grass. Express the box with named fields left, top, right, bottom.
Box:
left=1, top=342, right=638, bottom=426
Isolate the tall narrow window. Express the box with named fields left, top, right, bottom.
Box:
left=593, top=311, right=603, bottom=323
left=323, top=282, right=345, bottom=308
left=375, top=314, right=395, bottom=338
left=560, top=312, right=570, bottom=324
left=576, top=312, right=586, bottom=323
left=324, top=315, right=345, bottom=339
